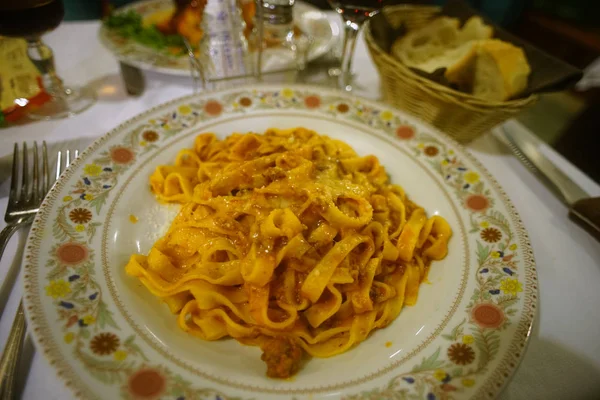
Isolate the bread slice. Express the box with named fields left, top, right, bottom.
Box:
left=458, top=16, right=493, bottom=42
left=391, top=16, right=493, bottom=73
left=445, top=39, right=531, bottom=101
left=391, top=17, right=461, bottom=67
left=412, top=40, right=479, bottom=74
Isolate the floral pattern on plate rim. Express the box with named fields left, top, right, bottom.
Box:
left=23, top=85, right=537, bottom=400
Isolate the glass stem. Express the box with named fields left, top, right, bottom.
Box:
left=338, top=20, right=361, bottom=91
left=26, top=37, right=65, bottom=97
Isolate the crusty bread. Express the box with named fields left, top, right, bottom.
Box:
left=413, top=40, right=479, bottom=74
left=391, top=17, right=461, bottom=67
left=458, top=16, right=493, bottom=42
left=444, top=39, right=530, bottom=101
left=472, top=40, right=531, bottom=101
left=390, top=16, right=530, bottom=102
left=391, top=16, right=493, bottom=71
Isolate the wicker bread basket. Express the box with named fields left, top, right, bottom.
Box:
left=365, top=5, right=538, bottom=143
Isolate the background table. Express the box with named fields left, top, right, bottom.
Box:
left=1, top=17, right=600, bottom=400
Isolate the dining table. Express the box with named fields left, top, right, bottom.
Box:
left=0, top=13, right=599, bottom=400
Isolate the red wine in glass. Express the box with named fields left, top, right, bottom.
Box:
left=0, top=0, right=65, bottom=38
left=328, top=0, right=385, bottom=24
left=0, top=0, right=95, bottom=120
left=327, top=0, right=386, bottom=91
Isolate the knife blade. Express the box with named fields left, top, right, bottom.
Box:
left=502, top=126, right=600, bottom=239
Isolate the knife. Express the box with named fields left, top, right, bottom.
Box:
left=502, top=126, right=600, bottom=239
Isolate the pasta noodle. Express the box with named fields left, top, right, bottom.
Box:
left=126, top=127, right=452, bottom=378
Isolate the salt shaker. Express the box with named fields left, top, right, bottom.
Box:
left=248, top=0, right=297, bottom=76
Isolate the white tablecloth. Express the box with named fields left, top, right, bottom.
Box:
left=1, top=19, right=600, bottom=400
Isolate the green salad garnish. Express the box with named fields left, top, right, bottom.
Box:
left=104, top=10, right=185, bottom=53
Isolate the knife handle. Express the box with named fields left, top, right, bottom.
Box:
left=569, top=197, right=600, bottom=242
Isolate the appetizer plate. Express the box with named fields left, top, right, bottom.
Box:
left=23, top=84, right=537, bottom=400
left=98, top=0, right=337, bottom=77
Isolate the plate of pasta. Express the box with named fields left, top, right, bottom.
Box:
left=23, top=85, right=537, bottom=400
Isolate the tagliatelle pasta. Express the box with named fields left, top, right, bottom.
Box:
left=125, top=127, right=452, bottom=378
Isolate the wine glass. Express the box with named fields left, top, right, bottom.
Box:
left=328, top=0, right=385, bottom=91
left=0, top=0, right=95, bottom=120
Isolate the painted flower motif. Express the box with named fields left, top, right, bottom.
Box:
left=75, top=225, right=85, bottom=232
left=239, top=97, right=252, bottom=107
left=462, top=335, right=474, bottom=344
left=441, top=384, right=457, bottom=392
left=500, top=278, right=523, bottom=296
left=396, top=125, right=415, bottom=139
left=63, top=195, right=73, bottom=202
left=380, top=110, right=393, bottom=121
left=142, top=130, right=159, bottom=142
left=281, top=88, right=294, bottom=98
left=83, top=315, right=96, bottom=325
left=90, top=333, right=120, bottom=355
left=64, top=332, right=75, bottom=344
left=139, top=141, right=147, bottom=147
left=424, top=146, right=439, bottom=156
left=465, top=194, right=490, bottom=212
left=491, top=251, right=501, bottom=258
left=69, top=208, right=92, bottom=224
left=463, top=171, right=480, bottom=184
left=83, top=164, right=103, bottom=177
left=204, top=100, right=223, bottom=116
left=447, top=343, right=475, bottom=365
left=509, top=243, right=518, bottom=251
left=480, top=221, right=489, bottom=228
left=56, top=242, right=89, bottom=265
left=433, top=369, right=447, bottom=381
left=177, top=105, right=192, bottom=115
left=304, top=95, right=320, bottom=109
left=110, top=146, right=135, bottom=165
left=337, top=103, right=349, bottom=113
left=128, top=368, right=166, bottom=399
left=462, top=378, right=475, bottom=387
left=114, top=350, right=128, bottom=361
left=84, top=194, right=94, bottom=201
left=481, top=228, right=502, bottom=243
left=45, top=280, right=71, bottom=299
left=471, top=302, right=505, bottom=329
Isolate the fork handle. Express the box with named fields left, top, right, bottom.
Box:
left=0, top=301, right=27, bottom=400
left=0, top=224, right=20, bottom=262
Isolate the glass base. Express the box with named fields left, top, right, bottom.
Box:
left=28, top=86, right=96, bottom=120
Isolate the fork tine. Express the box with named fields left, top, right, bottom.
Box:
left=9, top=143, right=19, bottom=204
left=75, top=150, right=79, bottom=159
left=32, top=142, right=39, bottom=204
left=42, top=141, right=49, bottom=195
left=55, top=151, right=62, bottom=181
left=20, top=142, right=29, bottom=202
left=65, top=150, right=71, bottom=169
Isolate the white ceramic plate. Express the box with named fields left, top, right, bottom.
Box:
left=23, top=84, right=538, bottom=400
left=98, top=0, right=337, bottom=77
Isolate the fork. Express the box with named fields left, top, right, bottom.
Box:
left=0, top=146, right=76, bottom=399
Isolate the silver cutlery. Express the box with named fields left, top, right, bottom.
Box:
left=502, top=126, right=600, bottom=239
left=0, top=147, right=77, bottom=399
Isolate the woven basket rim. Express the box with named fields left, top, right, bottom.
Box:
left=365, top=6, right=538, bottom=107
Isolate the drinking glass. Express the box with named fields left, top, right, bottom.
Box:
left=327, top=0, right=385, bottom=91
left=0, top=0, right=95, bottom=120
